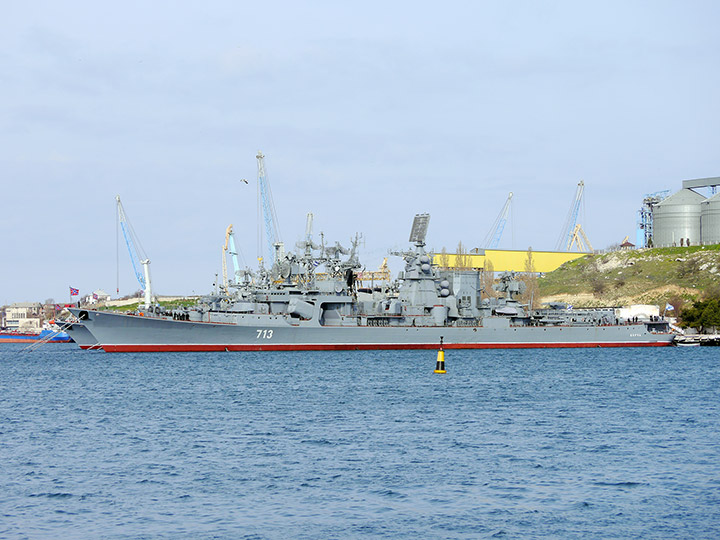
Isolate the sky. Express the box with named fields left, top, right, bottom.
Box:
left=1, top=1, right=719, bottom=304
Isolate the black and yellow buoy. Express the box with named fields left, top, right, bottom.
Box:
left=434, top=336, right=446, bottom=374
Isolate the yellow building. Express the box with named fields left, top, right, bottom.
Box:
left=433, top=249, right=587, bottom=273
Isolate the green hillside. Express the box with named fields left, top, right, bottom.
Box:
left=538, top=245, right=720, bottom=308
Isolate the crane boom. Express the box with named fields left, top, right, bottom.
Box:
left=256, top=151, right=282, bottom=265
left=568, top=224, right=593, bottom=252
left=117, top=196, right=145, bottom=289
left=221, top=224, right=243, bottom=292
left=556, top=181, right=586, bottom=251
left=227, top=227, right=241, bottom=280
left=483, top=192, right=513, bottom=249
left=221, top=226, right=230, bottom=292
left=116, top=195, right=153, bottom=309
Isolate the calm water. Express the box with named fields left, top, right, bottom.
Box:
left=1, top=344, right=719, bottom=539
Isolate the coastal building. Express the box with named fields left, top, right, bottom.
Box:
left=3, top=302, right=43, bottom=331
left=83, top=289, right=111, bottom=305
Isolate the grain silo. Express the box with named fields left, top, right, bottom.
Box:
left=701, top=192, right=720, bottom=245
left=652, top=188, right=705, bottom=247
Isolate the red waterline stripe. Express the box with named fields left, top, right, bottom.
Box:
left=101, top=341, right=673, bottom=353
left=0, top=338, right=71, bottom=343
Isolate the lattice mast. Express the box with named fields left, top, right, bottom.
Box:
left=637, top=190, right=670, bottom=248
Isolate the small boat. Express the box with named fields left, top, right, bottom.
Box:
left=0, top=328, right=73, bottom=343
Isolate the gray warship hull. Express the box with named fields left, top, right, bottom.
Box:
left=61, top=321, right=99, bottom=349
left=72, top=212, right=675, bottom=352
left=71, top=309, right=674, bottom=352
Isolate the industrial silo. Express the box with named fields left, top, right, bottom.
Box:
left=652, top=188, right=705, bottom=247
left=701, top=192, right=720, bottom=245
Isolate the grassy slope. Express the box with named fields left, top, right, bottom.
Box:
left=99, top=298, right=198, bottom=311
left=538, top=245, right=720, bottom=307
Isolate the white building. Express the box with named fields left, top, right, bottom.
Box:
left=3, top=302, right=43, bottom=331
left=83, top=289, right=112, bottom=305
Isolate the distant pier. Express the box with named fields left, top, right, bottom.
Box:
left=674, top=334, right=720, bottom=346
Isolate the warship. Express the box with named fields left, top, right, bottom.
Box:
left=61, top=320, right=99, bottom=349
left=68, top=214, right=674, bottom=352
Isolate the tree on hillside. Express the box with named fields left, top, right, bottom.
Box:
left=700, top=299, right=720, bottom=331
left=519, top=247, right=539, bottom=309
left=481, top=258, right=495, bottom=299
left=438, top=247, right=450, bottom=269
left=456, top=241, right=471, bottom=269
left=680, top=297, right=720, bottom=333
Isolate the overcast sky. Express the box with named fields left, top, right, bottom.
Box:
left=2, top=1, right=719, bottom=304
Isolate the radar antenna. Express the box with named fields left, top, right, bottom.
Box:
left=409, top=213, right=430, bottom=245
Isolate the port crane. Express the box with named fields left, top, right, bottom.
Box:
left=256, top=151, right=283, bottom=266
left=482, top=192, right=513, bottom=249
left=116, top=195, right=153, bottom=310
left=556, top=180, right=592, bottom=252
left=221, top=223, right=249, bottom=292
left=220, top=224, right=236, bottom=291
left=567, top=224, right=593, bottom=252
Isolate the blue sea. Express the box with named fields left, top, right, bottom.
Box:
left=1, top=344, right=719, bottom=539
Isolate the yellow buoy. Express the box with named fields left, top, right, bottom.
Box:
left=434, top=336, right=446, bottom=374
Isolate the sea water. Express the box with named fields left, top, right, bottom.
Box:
left=1, top=344, right=718, bottom=539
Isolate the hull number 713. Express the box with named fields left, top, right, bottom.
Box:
left=256, top=329, right=274, bottom=339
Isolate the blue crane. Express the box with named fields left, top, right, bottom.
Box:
left=482, top=192, right=513, bottom=249
left=116, top=195, right=153, bottom=309
left=555, top=181, right=586, bottom=251
left=256, top=151, right=282, bottom=265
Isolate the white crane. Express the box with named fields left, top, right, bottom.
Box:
left=221, top=224, right=242, bottom=292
